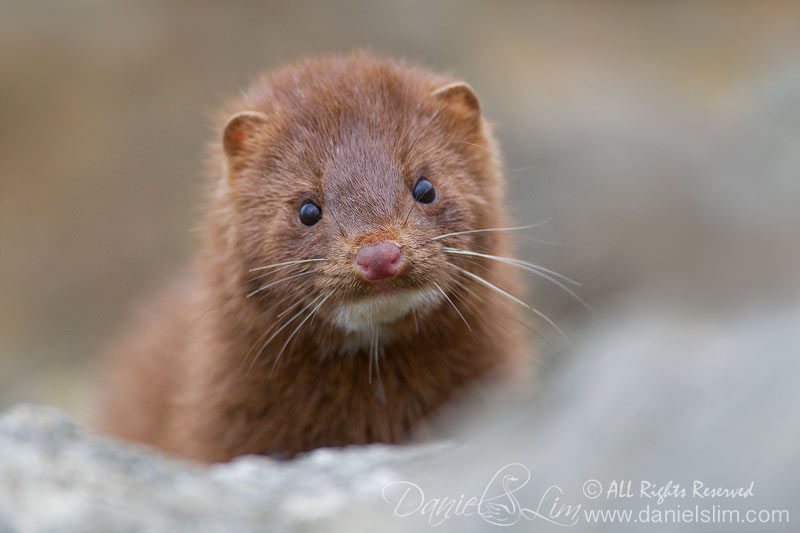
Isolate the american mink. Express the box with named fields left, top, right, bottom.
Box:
left=99, top=52, right=530, bottom=463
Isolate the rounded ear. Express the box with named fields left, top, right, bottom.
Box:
left=222, top=111, right=269, bottom=158
left=432, top=82, right=481, bottom=126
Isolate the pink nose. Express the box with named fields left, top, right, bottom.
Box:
left=354, top=241, right=403, bottom=281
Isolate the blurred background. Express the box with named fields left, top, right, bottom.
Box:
left=1, top=0, right=799, bottom=433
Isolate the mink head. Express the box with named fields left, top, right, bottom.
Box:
left=215, top=53, right=510, bottom=339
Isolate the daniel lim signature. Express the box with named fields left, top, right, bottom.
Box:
left=381, top=463, right=581, bottom=527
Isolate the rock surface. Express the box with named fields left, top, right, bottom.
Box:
left=1, top=292, right=799, bottom=531
left=0, top=404, right=446, bottom=532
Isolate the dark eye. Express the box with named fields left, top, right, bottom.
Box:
left=413, top=178, right=437, bottom=204
left=298, top=200, right=322, bottom=226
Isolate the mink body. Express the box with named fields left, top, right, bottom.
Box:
left=100, top=52, right=529, bottom=462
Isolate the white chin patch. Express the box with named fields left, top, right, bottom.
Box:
left=333, top=288, right=440, bottom=334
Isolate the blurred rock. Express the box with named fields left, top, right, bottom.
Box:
left=1, top=290, right=797, bottom=531
left=393, top=290, right=800, bottom=531
left=0, top=404, right=443, bottom=532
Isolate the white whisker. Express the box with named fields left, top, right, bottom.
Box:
left=449, top=140, right=502, bottom=159
left=443, top=248, right=592, bottom=312
left=249, top=258, right=328, bottom=272
left=368, top=325, right=385, bottom=402
left=450, top=264, right=525, bottom=306
left=428, top=220, right=552, bottom=242
left=246, top=271, right=314, bottom=298
left=249, top=293, right=325, bottom=371
left=368, top=324, right=375, bottom=384
left=374, top=328, right=381, bottom=383
left=271, top=291, right=334, bottom=374
left=450, top=264, right=569, bottom=343
left=247, top=262, right=303, bottom=283
left=433, top=281, right=471, bottom=331
left=242, top=294, right=304, bottom=375
left=276, top=300, right=302, bottom=319
left=442, top=247, right=580, bottom=286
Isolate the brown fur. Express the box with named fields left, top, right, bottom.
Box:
left=99, top=52, right=529, bottom=463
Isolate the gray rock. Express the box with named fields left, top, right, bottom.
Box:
left=1, top=291, right=798, bottom=532
left=0, top=404, right=444, bottom=532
